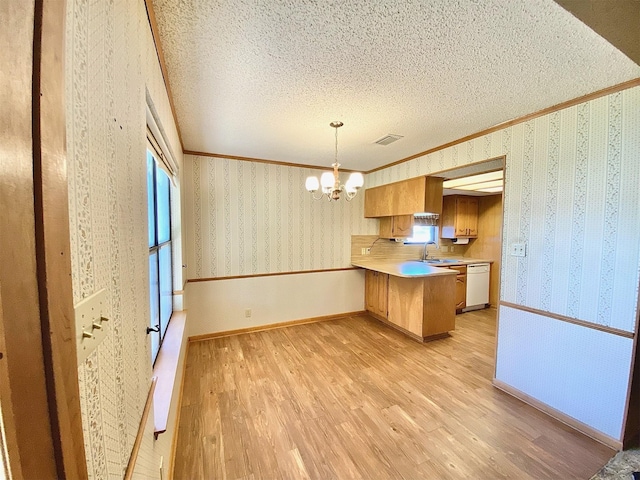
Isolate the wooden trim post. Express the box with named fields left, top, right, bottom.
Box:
left=0, top=0, right=88, bottom=478
left=35, top=0, right=88, bottom=477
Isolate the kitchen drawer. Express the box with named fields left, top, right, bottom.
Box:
left=448, top=265, right=467, bottom=275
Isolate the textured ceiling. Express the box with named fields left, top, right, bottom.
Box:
left=151, top=0, right=640, bottom=172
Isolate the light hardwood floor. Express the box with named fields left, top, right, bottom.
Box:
left=173, top=309, right=614, bottom=479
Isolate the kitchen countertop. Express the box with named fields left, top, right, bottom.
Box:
left=351, top=258, right=494, bottom=278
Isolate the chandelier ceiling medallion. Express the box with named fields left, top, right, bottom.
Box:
left=305, top=121, right=364, bottom=201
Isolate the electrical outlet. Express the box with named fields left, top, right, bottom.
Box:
left=441, top=246, right=448, bottom=253
left=245, top=308, right=252, bottom=318
left=361, top=247, right=371, bottom=255
left=511, top=243, right=526, bottom=257
left=450, top=246, right=455, bottom=253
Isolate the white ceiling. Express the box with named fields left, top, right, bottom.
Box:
left=151, top=0, right=640, bottom=173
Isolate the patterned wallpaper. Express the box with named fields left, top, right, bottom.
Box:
left=368, top=86, right=640, bottom=333
left=65, top=0, right=183, bottom=478
left=183, top=155, right=378, bottom=279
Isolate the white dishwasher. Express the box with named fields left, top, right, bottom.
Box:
left=464, top=263, right=490, bottom=311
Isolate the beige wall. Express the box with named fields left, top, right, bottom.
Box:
left=183, top=154, right=377, bottom=279
left=65, top=0, right=185, bottom=477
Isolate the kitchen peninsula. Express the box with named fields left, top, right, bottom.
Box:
left=352, top=258, right=457, bottom=342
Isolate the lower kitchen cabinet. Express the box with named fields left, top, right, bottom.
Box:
left=455, top=276, right=466, bottom=311
left=365, top=270, right=388, bottom=319
left=448, top=265, right=467, bottom=312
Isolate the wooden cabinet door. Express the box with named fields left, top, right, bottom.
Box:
left=466, top=197, right=479, bottom=236
left=365, top=270, right=376, bottom=312
left=376, top=273, right=389, bottom=318
left=440, top=196, right=456, bottom=238
left=379, top=215, right=414, bottom=238
left=455, top=274, right=466, bottom=310
left=365, top=271, right=388, bottom=318
left=364, top=184, right=392, bottom=217
left=441, top=196, right=479, bottom=238
left=455, top=197, right=469, bottom=236
left=392, top=215, right=414, bottom=237
left=393, top=177, right=426, bottom=215
left=378, top=217, right=393, bottom=238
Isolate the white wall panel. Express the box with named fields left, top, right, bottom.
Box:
left=495, top=305, right=633, bottom=440
left=186, top=270, right=365, bottom=336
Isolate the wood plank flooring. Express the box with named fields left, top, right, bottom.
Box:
left=173, top=309, right=614, bottom=479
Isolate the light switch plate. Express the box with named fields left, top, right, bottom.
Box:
left=511, top=243, right=526, bottom=257
left=74, top=288, right=108, bottom=365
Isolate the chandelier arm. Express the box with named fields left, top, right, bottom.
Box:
left=311, top=191, right=326, bottom=201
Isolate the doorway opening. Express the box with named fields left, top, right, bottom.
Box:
left=430, top=156, right=505, bottom=313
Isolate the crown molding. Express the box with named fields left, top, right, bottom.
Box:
left=183, top=150, right=360, bottom=172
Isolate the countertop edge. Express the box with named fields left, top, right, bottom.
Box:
left=351, top=260, right=458, bottom=278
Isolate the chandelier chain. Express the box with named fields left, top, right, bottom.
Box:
left=334, top=124, right=338, bottom=165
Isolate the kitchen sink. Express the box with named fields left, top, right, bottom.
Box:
left=421, top=259, right=462, bottom=264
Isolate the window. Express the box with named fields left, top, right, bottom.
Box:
left=147, top=148, right=173, bottom=364
left=405, top=225, right=437, bottom=244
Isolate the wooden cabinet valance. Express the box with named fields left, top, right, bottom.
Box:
left=364, top=176, right=443, bottom=218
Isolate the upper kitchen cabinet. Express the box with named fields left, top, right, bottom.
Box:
left=364, top=176, right=444, bottom=218
left=379, top=214, right=414, bottom=238
left=440, top=195, right=479, bottom=238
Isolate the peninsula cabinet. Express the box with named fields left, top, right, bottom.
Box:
left=440, top=195, right=478, bottom=238
left=365, top=270, right=388, bottom=318
left=364, top=176, right=444, bottom=218
left=358, top=262, right=457, bottom=342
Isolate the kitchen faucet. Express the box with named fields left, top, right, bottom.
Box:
left=423, top=240, right=438, bottom=261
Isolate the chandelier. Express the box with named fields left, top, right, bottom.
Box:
left=305, top=121, right=364, bottom=201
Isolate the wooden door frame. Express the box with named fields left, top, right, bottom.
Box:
left=0, top=0, right=87, bottom=478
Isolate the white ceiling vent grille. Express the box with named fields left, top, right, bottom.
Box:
left=374, top=134, right=403, bottom=146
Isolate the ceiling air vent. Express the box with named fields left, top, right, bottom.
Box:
left=374, top=134, right=403, bottom=146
